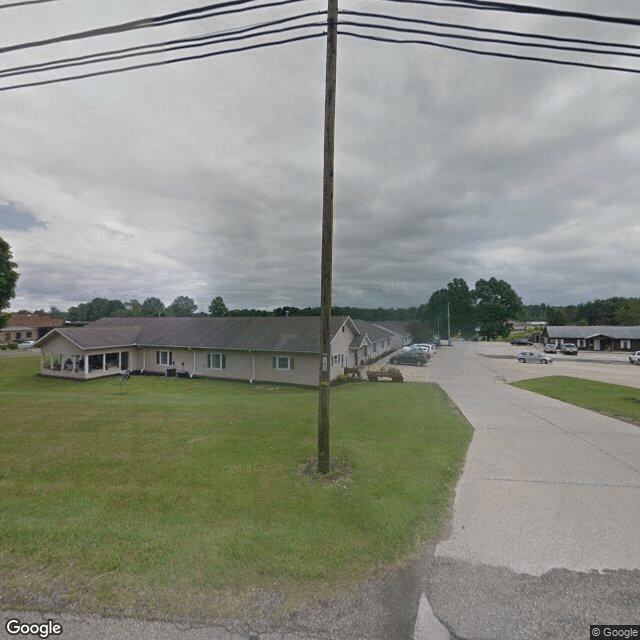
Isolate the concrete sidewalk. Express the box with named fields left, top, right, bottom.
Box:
left=417, top=342, right=640, bottom=640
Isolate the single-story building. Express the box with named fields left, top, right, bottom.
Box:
left=543, top=325, right=640, bottom=352
left=34, top=315, right=397, bottom=386
left=2, top=315, right=64, bottom=344
left=371, top=321, right=412, bottom=348
left=350, top=319, right=397, bottom=365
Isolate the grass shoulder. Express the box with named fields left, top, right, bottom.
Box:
left=0, top=356, right=472, bottom=620
left=511, top=375, right=640, bottom=427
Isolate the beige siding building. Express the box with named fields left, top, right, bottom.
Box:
left=35, top=316, right=366, bottom=387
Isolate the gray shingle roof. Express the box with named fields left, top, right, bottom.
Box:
left=37, top=316, right=354, bottom=353
left=545, top=325, right=640, bottom=340
left=351, top=319, right=395, bottom=344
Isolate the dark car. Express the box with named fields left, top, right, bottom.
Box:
left=389, top=351, right=426, bottom=366
left=511, top=338, right=532, bottom=346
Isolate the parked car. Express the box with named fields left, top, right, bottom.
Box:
left=559, top=343, right=578, bottom=355
left=628, top=351, right=640, bottom=364
left=18, top=340, right=36, bottom=350
left=511, top=338, right=532, bottom=346
left=409, top=345, right=432, bottom=358
left=389, top=351, right=427, bottom=366
left=516, top=351, right=552, bottom=364
left=543, top=343, right=558, bottom=353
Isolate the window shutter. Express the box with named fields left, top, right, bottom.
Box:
left=290, top=357, right=294, bottom=370
left=222, top=354, right=226, bottom=369
left=272, top=356, right=277, bottom=369
left=156, top=350, right=160, bottom=364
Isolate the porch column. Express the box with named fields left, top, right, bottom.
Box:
left=84, top=355, right=88, bottom=375
left=102, top=353, right=106, bottom=371
left=118, top=352, right=122, bottom=370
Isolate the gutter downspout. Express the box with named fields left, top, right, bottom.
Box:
left=249, top=350, right=255, bottom=384
left=187, top=346, right=196, bottom=377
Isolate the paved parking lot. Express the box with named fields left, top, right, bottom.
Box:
left=373, top=340, right=640, bottom=389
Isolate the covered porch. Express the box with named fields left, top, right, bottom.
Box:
left=40, top=350, right=130, bottom=380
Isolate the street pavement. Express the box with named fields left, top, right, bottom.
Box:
left=419, top=341, right=640, bottom=640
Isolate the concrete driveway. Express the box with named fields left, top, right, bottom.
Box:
left=418, top=341, right=640, bottom=640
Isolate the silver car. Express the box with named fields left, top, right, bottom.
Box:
left=516, top=350, right=552, bottom=364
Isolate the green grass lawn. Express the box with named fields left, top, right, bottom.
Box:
left=512, top=375, right=640, bottom=427
left=0, top=354, right=472, bottom=619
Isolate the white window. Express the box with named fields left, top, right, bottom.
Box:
left=621, top=339, right=631, bottom=349
left=273, top=355, right=294, bottom=371
left=156, top=350, right=173, bottom=366
left=577, top=339, right=586, bottom=348
left=207, top=353, right=226, bottom=369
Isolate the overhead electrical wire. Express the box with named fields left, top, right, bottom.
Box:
left=339, top=30, right=640, bottom=75
left=0, top=0, right=58, bottom=8
left=445, top=0, right=640, bottom=27
left=336, top=16, right=640, bottom=60
left=0, top=12, right=326, bottom=79
left=0, top=31, right=326, bottom=92
left=1, top=0, right=640, bottom=91
left=378, top=0, right=640, bottom=27
left=339, top=10, right=640, bottom=52
left=0, top=0, right=315, bottom=55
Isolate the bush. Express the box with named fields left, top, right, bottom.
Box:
left=0, top=344, right=7, bottom=350
left=7, top=343, right=18, bottom=350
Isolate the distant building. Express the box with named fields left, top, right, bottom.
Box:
left=543, top=325, right=640, bottom=352
left=1, top=315, right=63, bottom=344
left=34, top=316, right=404, bottom=385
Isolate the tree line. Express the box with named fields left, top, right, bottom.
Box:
left=13, top=291, right=640, bottom=330
left=10, top=296, right=424, bottom=323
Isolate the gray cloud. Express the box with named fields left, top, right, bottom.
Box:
left=1, top=1, right=640, bottom=312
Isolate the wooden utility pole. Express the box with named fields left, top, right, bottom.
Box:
left=317, top=0, right=338, bottom=475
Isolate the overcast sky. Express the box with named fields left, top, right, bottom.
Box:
left=1, top=0, right=639, bottom=313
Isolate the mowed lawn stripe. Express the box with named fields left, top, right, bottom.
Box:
left=0, top=354, right=471, bottom=617
left=511, top=375, right=640, bottom=427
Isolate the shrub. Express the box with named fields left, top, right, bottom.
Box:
left=7, top=343, right=18, bottom=350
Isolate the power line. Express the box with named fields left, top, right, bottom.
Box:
left=0, top=31, right=326, bottom=92
left=0, top=13, right=327, bottom=79
left=336, top=18, right=640, bottom=60
left=339, top=29, right=640, bottom=74
left=450, top=0, right=640, bottom=27
left=339, top=10, right=640, bottom=52
left=0, top=0, right=58, bottom=8
left=0, top=0, right=315, bottom=55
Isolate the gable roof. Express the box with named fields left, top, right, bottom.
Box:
left=545, top=325, right=640, bottom=340
left=351, top=319, right=395, bottom=344
left=371, top=321, right=411, bottom=337
left=36, top=316, right=356, bottom=354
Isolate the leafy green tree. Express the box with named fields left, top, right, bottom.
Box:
left=545, top=307, right=566, bottom=325
left=0, top=237, right=19, bottom=328
left=167, top=295, right=197, bottom=317
left=208, top=296, right=228, bottom=317
left=422, top=277, right=476, bottom=339
left=615, top=298, right=640, bottom=325
left=473, top=277, right=523, bottom=338
left=67, top=298, right=126, bottom=322
left=141, top=297, right=165, bottom=317
left=407, top=320, right=430, bottom=343
left=124, top=299, right=143, bottom=317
